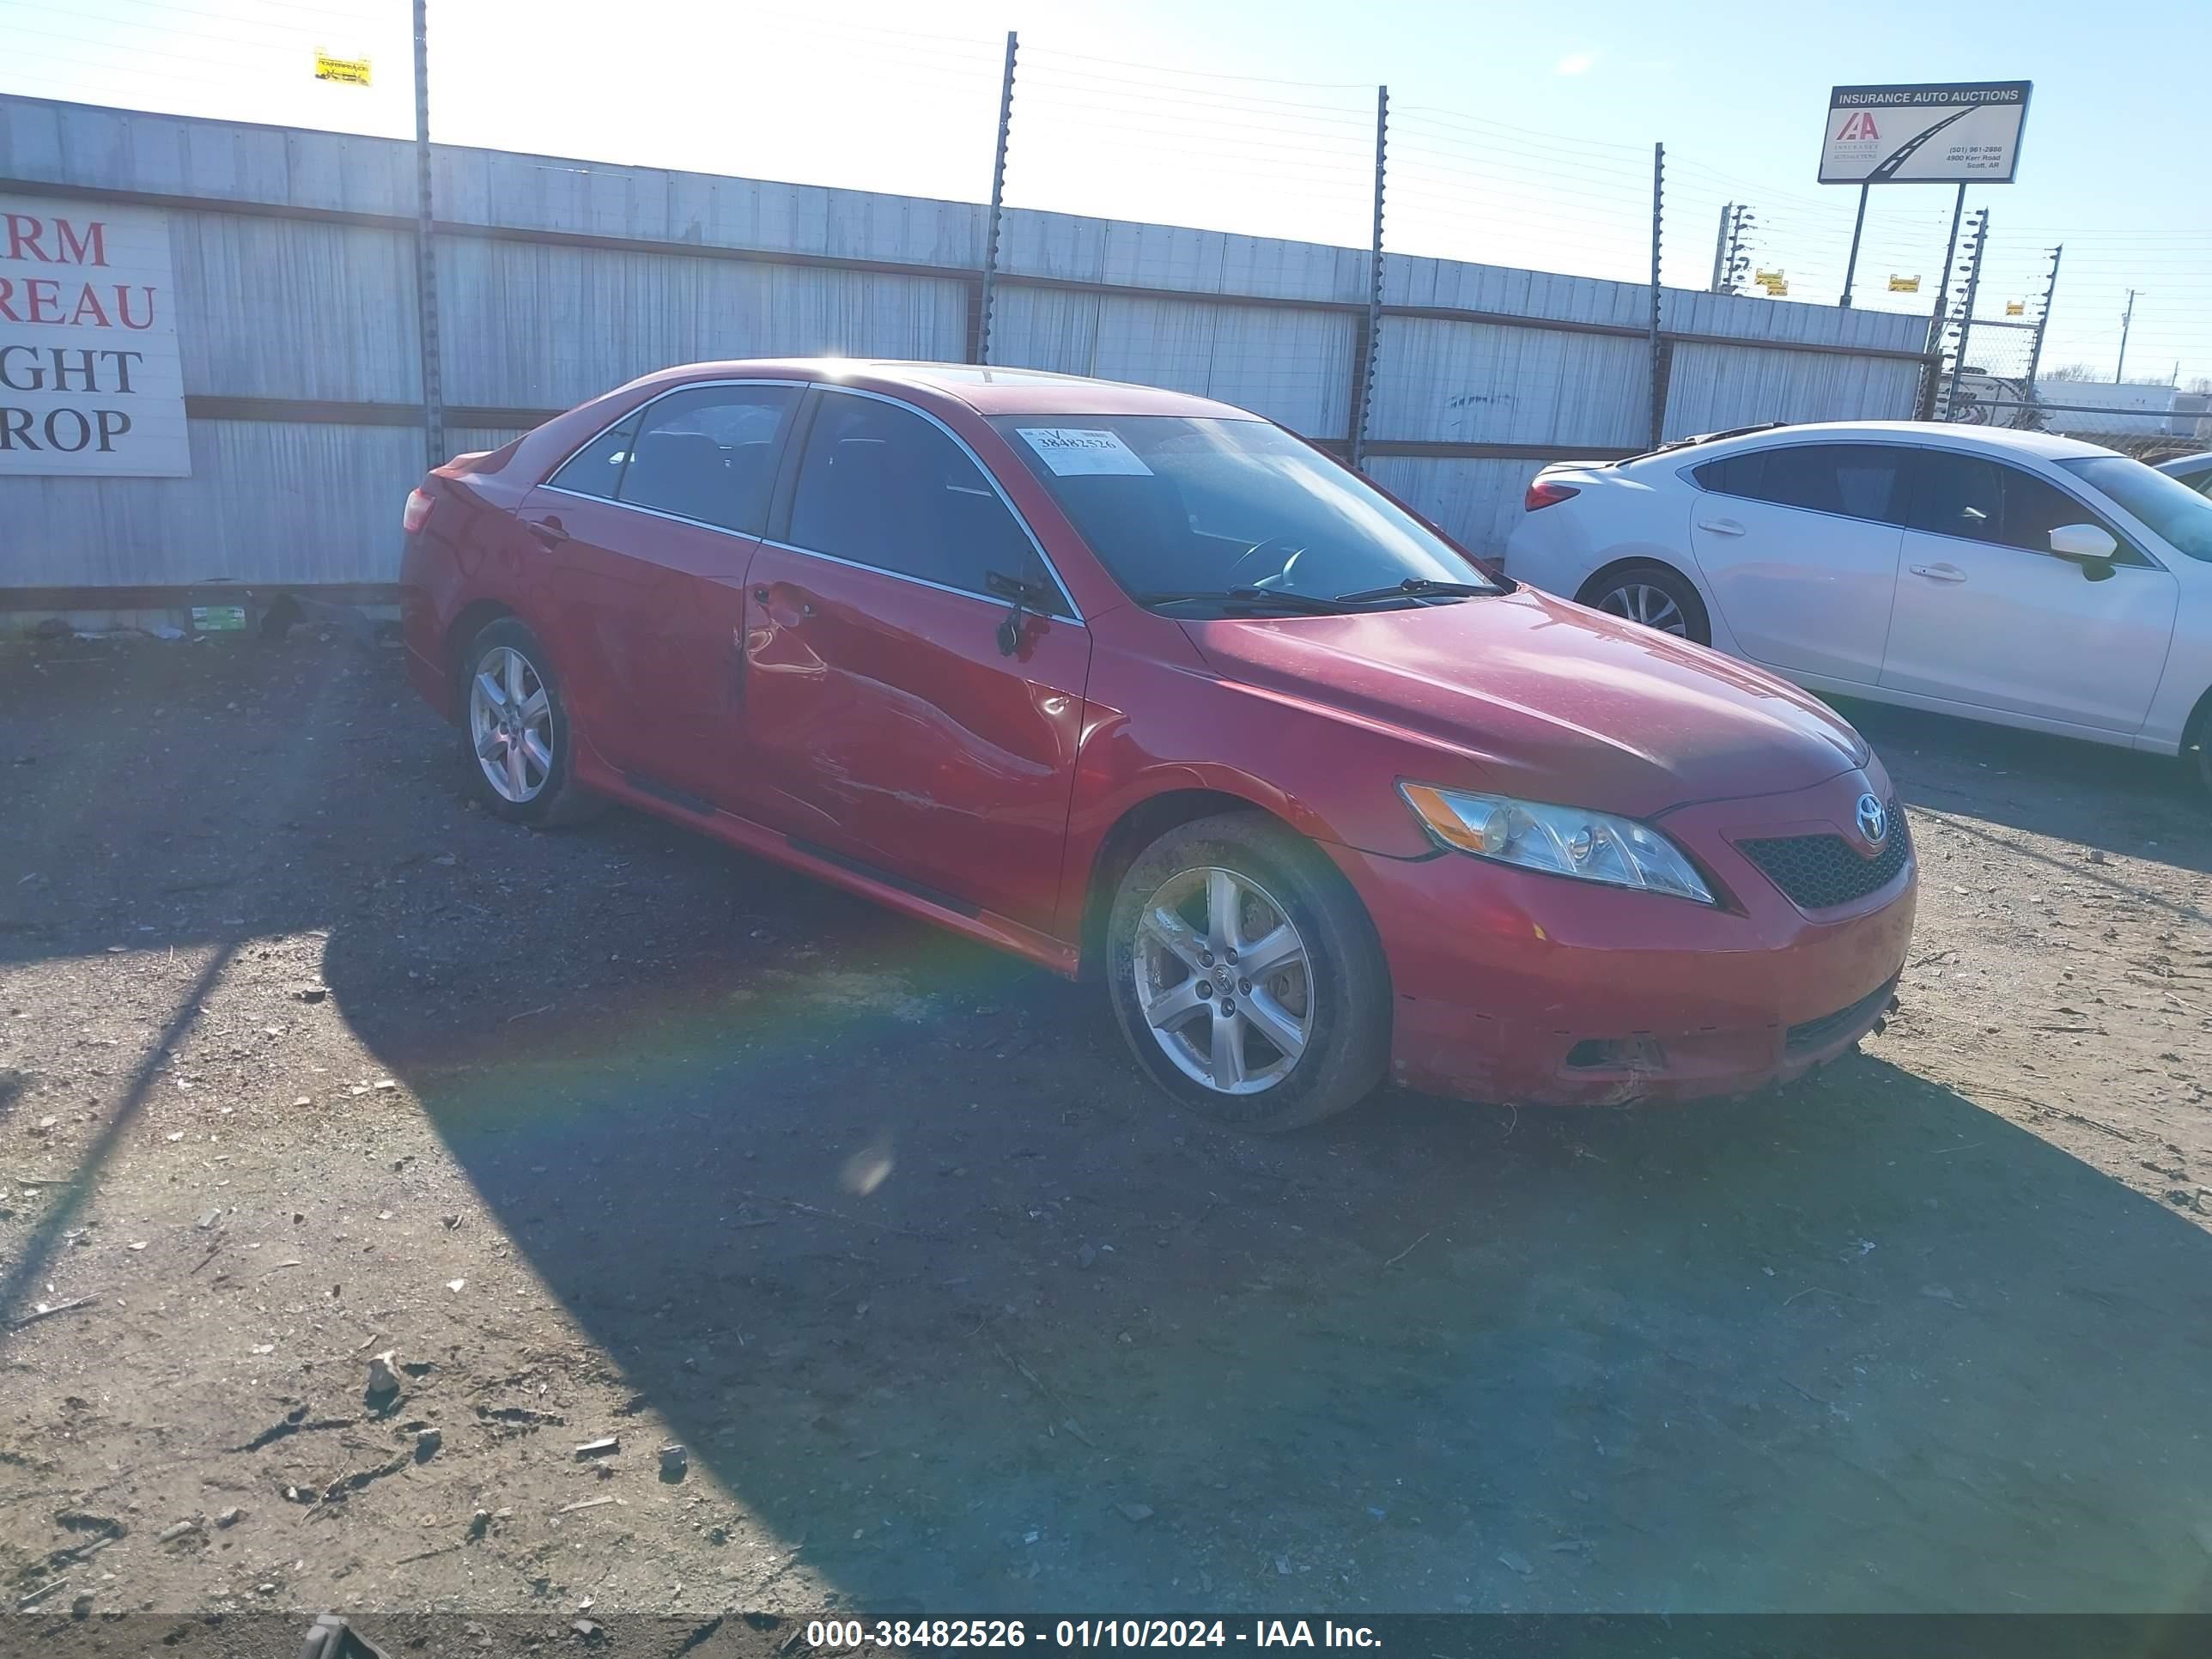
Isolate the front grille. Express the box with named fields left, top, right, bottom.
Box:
left=1736, top=802, right=1910, bottom=910
left=1785, top=976, right=1898, bottom=1055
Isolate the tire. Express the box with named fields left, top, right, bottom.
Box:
left=1578, top=561, right=1712, bottom=645
left=1105, top=812, right=1390, bottom=1132
left=2185, top=700, right=2212, bottom=803
left=456, top=617, right=602, bottom=827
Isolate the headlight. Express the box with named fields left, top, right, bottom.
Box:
left=1400, top=782, right=1715, bottom=904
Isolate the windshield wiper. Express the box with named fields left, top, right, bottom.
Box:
left=1136, top=587, right=1363, bottom=616
left=1329, top=577, right=1495, bottom=605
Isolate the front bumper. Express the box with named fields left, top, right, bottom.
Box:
left=1327, top=771, right=1917, bottom=1105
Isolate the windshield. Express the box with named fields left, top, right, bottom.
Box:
left=989, top=415, right=1497, bottom=609
left=2057, top=454, right=2212, bottom=562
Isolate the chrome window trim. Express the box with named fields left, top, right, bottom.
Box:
left=754, top=536, right=1086, bottom=627
left=781, top=382, right=1085, bottom=623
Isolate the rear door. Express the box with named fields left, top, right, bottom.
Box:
left=1686, top=441, right=1909, bottom=684
left=1881, top=447, right=2179, bottom=732
left=523, top=380, right=799, bottom=807
left=740, top=387, right=1091, bottom=933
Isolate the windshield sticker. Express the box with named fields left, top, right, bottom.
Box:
left=1018, top=428, right=1154, bottom=477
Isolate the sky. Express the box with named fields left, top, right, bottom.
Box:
left=3, top=0, right=2207, bottom=386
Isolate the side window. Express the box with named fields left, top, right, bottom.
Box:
left=616, top=384, right=797, bottom=534
left=1905, top=451, right=2005, bottom=544
left=1909, top=452, right=2142, bottom=562
left=547, top=411, right=640, bottom=500
left=1692, top=451, right=1764, bottom=497
left=787, top=392, right=1053, bottom=604
left=1724, top=443, right=1906, bottom=523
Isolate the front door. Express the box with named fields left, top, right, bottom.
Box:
left=1686, top=441, right=1909, bottom=684
left=526, top=380, right=799, bottom=806
left=741, top=388, right=1091, bottom=933
left=1881, top=447, right=2179, bottom=733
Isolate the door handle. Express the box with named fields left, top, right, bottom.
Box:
left=1909, top=563, right=1966, bottom=583
left=1697, top=519, right=1746, bottom=537
left=526, top=516, right=567, bottom=549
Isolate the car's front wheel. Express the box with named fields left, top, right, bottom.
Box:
left=1105, top=812, right=1390, bottom=1132
left=459, top=617, right=601, bottom=826
left=1580, top=561, right=1711, bottom=645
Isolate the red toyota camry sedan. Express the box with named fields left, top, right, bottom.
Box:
left=399, top=361, right=1915, bottom=1130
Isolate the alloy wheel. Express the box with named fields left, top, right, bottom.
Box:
left=1597, top=582, right=1687, bottom=635
left=468, top=645, right=554, bottom=804
left=1132, top=866, right=1314, bottom=1095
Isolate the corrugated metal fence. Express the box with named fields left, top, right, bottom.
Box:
left=0, top=94, right=1932, bottom=612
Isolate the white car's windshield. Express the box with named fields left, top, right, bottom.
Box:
left=2058, top=455, right=2212, bottom=562
left=990, top=415, right=1497, bottom=611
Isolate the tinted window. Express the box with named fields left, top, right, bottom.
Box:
left=787, top=392, right=1053, bottom=603
left=616, top=384, right=796, bottom=533
left=1696, top=443, right=1905, bottom=524
left=1908, top=451, right=2140, bottom=561
left=1692, top=451, right=1764, bottom=497
left=547, top=411, right=640, bottom=500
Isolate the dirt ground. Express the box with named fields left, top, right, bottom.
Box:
left=3, top=629, right=2210, bottom=1628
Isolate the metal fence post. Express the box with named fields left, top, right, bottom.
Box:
left=1918, top=182, right=1967, bottom=417
left=2022, top=244, right=2063, bottom=391
left=410, top=0, right=443, bottom=470
left=1942, top=209, right=1988, bottom=418
left=1648, top=142, right=1665, bottom=448
left=1350, top=85, right=1388, bottom=473
left=1709, top=202, right=1731, bottom=292
left=976, top=30, right=1018, bottom=366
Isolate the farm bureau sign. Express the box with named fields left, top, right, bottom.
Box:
left=0, top=194, right=191, bottom=477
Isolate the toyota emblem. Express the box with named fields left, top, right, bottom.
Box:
left=1856, top=793, right=1888, bottom=846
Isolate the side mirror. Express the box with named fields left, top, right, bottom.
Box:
left=2049, top=523, right=2117, bottom=561
left=2048, top=523, right=2118, bottom=581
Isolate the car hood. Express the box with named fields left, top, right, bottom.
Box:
left=1180, top=588, right=1869, bottom=819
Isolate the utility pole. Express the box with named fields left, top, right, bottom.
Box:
left=1350, top=86, right=1389, bottom=473
left=2116, top=289, right=2138, bottom=383
left=1647, top=142, right=1665, bottom=448
left=1710, top=202, right=1732, bottom=293
left=1839, top=182, right=1869, bottom=308
left=976, top=30, right=1018, bottom=366
left=410, top=0, right=443, bottom=469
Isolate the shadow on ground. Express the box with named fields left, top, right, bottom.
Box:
left=320, top=741, right=2212, bottom=1610
left=8, top=639, right=2212, bottom=1613
left=1837, top=696, right=2211, bottom=880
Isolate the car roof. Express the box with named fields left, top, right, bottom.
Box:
left=613, top=358, right=1257, bottom=421
left=2158, top=450, right=2212, bottom=473
left=1680, top=420, right=2119, bottom=463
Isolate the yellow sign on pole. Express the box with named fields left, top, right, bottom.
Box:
left=314, top=52, right=372, bottom=87
left=2005, top=299, right=2026, bottom=316
left=1888, top=274, right=1921, bottom=293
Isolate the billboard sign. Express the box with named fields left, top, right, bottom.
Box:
left=1819, top=82, right=2031, bottom=185
left=0, top=196, right=190, bottom=477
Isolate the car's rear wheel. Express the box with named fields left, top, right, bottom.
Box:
left=1580, top=562, right=1711, bottom=645
left=2185, top=698, right=2212, bottom=803
left=459, top=618, right=601, bottom=826
left=1105, top=812, right=1389, bottom=1132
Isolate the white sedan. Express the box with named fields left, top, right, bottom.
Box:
left=1503, top=421, right=2212, bottom=793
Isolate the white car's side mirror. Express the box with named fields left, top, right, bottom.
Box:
left=2048, top=522, right=2118, bottom=562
